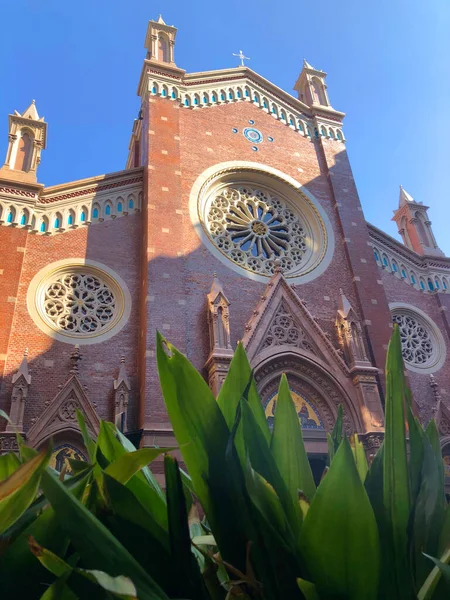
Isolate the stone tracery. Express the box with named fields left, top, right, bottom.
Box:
left=44, top=272, right=116, bottom=335
left=392, top=313, right=433, bottom=366
left=207, top=184, right=309, bottom=276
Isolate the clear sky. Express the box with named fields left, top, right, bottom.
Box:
left=1, top=0, right=449, bottom=252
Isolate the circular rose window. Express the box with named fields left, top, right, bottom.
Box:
left=27, top=260, right=131, bottom=345
left=390, top=303, right=446, bottom=374
left=190, top=164, right=334, bottom=283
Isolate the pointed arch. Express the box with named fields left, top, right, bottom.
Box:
left=14, top=128, right=34, bottom=172
left=104, top=201, right=112, bottom=218
left=67, top=209, right=75, bottom=227
left=92, top=202, right=101, bottom=220
left=19, top=208, right=29, bottom=227
left=157, top=33, right=169, bottom=62
left=53, top=212, right=63, bottom=230
left=39, top=216, right=49, bottom=233
left=6, top=206, right=16, bottom=224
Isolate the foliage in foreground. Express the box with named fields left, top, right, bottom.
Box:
left=0, top=326, right=450, bottom=599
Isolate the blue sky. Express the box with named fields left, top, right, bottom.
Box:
left=1, top=0, right=449, bottom=252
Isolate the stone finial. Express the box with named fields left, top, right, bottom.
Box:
left=273, top=259, right=284, bottom=274
left=7, top=349, right=32, bottom=432
left=70, top=345, right=82, bottom=375
left=429, top=374, right=442, bottom=403
left=114, top=355, right=131, bottom=390
left=12, top=348, right=31, bottom=385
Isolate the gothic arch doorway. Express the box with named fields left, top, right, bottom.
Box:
left=253, top=350, right=362, bottom=455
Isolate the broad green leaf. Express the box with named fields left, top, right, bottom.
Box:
left=0, top=452, right=21, bottom=481
left=156, top=334, right=230, bottom=505
left=0, top=446, right=51, bottom=534
left=271, top=374, right=316, bottom=503
left=40, top=469, right=169, bottom=600
left=418, top=548, right=450, bottom=600
left=165, top=454, right=209, bottom=600
left=300, top=437, right=380, bottom=600
left=350, top=434, right=368, bottom=483
left=328, top=405, right=343, bottom=464
left=191, top=534, right=216, bottom=546
left=407, top=405, right=425, bottom=506
left=383, top=324, right=411, bottom=598
left=30, top=536, right=138, bottom=598
left=105, top=447, right=174, bottom=484
left=102, top=473, right=169, bottom=551
left=76, top=409, right=96, bottom=463
left=217, top=341, right=270, bottom=444
left=438, top=503, right=450, bottom=556
left=97, top=421, right=168, bottom=531
left=115, top=426, right=165, bottom=502
left=241, top=398, right=301, bottom=536
left=297, top=578, right=320, bottom=600
left=364, top=441, right=385, bottom=532
left=39, top=573, right=77, bottom=600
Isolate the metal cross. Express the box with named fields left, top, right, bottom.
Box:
left=233, top=50, right=250, bottom=67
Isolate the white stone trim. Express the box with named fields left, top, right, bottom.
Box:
left=27, top=259, right=132, bottom=346
left=189, top=161, right=335, bottom=284
left=389, top=302, right=447, bottom=374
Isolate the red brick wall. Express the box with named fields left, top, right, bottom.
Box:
left=0, top=215, right=141, bottom=432
left=141, top=98, right=377, bottom=434
left=0, top=227, right=28, bottom=384
left=380, top=267, right=450, bottom=421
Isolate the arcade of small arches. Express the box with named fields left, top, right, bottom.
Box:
left=0, top=191, right=141, bottom=234
left=148, top=80, right=345, bottom=142
left=372, top=245, right=450, bottom=294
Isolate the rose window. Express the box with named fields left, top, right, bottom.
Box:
left=44, top=273, right=116, bottom=334
left=206, top=185, right=310, bottom=276
left=392, top=313, right=433, bottom=366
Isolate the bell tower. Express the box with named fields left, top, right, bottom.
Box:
left=144, top=15, right=177, bottom=67
left=294, top=59, right=331, bottom=107
left=392, top=186, right=444, bottom=257
left=0, top=100, right=47, bottom=184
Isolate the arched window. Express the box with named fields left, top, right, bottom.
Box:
left=184, top=96, right=190, bottom=107
left=211, top=94, right=216, bottom=102
left=6, top=209, right=14, bottom=224
left=336, top=130, right=343, bottom=141
left=128, top=197, right=134, bottom=210
left=117, top=202, right=123, bottom=213
left=236, top=89, right=242, bottom=99
left=157, top=34, right=169, bottom=62
left=14, top=131, right=33, bottom=171
left=410, top=273, right=417, bottom=284
left=329, top=129, right=335, bottom=139
left=443, top=278, right=448, bottom=290
left=320, top=126, right=326, bottom=137
left=373, top=250, right=380, bottom=262
left=401, top=269, right=407, bottom=278
left=428, top=278, right=434, bottom=291
left=415, top=212, right=430, bottom=246
left=435, top=278, right=440, bottom=289
left=298, top=122, right=305, bottom=133
left=228, top=91, right=233, bottom=100
left=391, top=260, right=398, bottom=273
left=245, top=88, right=250, bottom=97
left=54, top=213, right=62, bottom=229
left=67, top=211, right=74, bottom=226
left=311, top=77, right=326, bottom=105
left=40, top=219, right=47, bottom=233
left=382, top=255, right=389, bottom=267
left=220, top=92, right=225, bottom=101
left=171, top=88, right=177, bottom=99
left=151, top=83, right=158, bottom=94
left=420, top=279, right=426, bottom=290
left=263, top=100, right=268, bottom=109
left=105, top=204, right=111, bottom=216
left=20, top=212, right=27, bottom=226
left=92, top=206, right=99, bottom=219
left=194, top=95, right=199, bottom=106
left=203, top=94, right=208, bottom=104
left=161, top=86, right=167, bottom=97
left=80, top=210, right=86, bottom=223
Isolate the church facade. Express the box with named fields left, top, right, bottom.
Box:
left=1, top=17, right=450, bottom=475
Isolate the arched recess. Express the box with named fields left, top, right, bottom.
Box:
left=251, top=347, right=363, bottom=437
left=14, top=128, right=34, bottom=172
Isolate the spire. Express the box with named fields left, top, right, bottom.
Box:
left=337, top=289, right=353, bottom=319
left=1, top=100, right=47, bottom=183
left=207, top=272, right=230, bottom=305
left=144, top=16, right=178, bottom=67
left=18, top=99, right=44, bottom=122
left=114, top=355, right=131, bottom=390
left=399, top=185, right=416, bottom=207
left=294, top=59, right=331, bottom=107
left=302, top=59, right=320, bottom=71
left=12, top=349, right=31, bottom=385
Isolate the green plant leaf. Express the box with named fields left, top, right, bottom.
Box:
left=0, top=452, right=21, bottom=481
left=40, top=469, right=169, bottom=599
left=271, top=374, right=316, bottom=503
left=0, top=445, right=51, bottom=535
left=39, top=572, right=78, bottom=600
left=165, top=454, right=209, bottom=600
left=300, top=437, right=380, bottom=600
left=350, top=433, right=368, bottom=483
left=105, top=447, right=174, bottom=485
left=297, top=578, right=320, bottom=600
left=383, top=324, right=411, bottom=598
left=217, top=341, right=270, bottom=445
left=418, top=548, right=450, bottom=600
left=76, top=409, right=97, bottom=463
left=328, top=405, right=343, bottom=464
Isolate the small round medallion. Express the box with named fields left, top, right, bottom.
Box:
left=243, top=127, right=263, bottom=144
